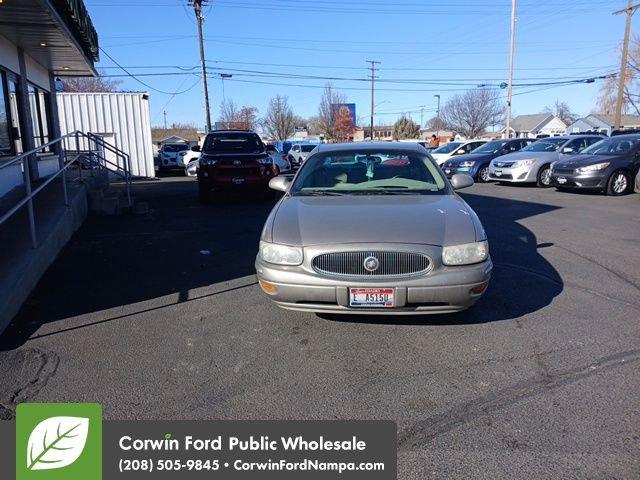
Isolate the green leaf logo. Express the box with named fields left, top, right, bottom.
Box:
left=26, top=416, right=89, bottom=471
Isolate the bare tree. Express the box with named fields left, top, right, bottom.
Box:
left=544, top=100, right=577, bottom=125
left=393, top=116, right=421, bottom=140
left=262, top=95, right=296, bottom=140
left=317, top=83, right=346, bottom=141
left=425, top=116, right=446, bottom=131
left=218, top=101, right=259, bottom=130
left=597, top=37, right=640, bottom=115
left=440, top=89, right=503, bottom=138
left=61, top=72, right=122, bottom=92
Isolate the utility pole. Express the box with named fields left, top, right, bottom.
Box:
left=613, top=1, right=640, bottom=129
left=367, top=60, right=381, bottom=141
left=434, top=94, right=441, bottom=137
left=189, top=0, right=212, bottom=132
left=163, top=110, right=167, bottom=129
left=505, top=0, right=517, bottom=139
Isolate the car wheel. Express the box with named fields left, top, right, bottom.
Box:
left=477, top=165, right=490, bottom=183
left=536, top=166, right=552, bottom=187
left=606, top=170, right=630, bottom=196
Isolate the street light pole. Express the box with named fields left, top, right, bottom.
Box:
left=190, top=0, right=212, bottom=133
left=613, top=1, right=640, bottom=130
left=505, top=0, right=517, bottom=139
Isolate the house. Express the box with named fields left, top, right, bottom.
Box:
left=151, top=128, right=205, bottom=155
left=502, top=114, right=567, bottom=138
left=565, top=114, right=640, bottom=136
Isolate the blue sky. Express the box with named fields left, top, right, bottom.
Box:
left=85, top=0, right=633, bottom=129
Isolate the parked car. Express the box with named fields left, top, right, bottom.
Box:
left=265, top=144, right=292, bottom=174
left=256, top=143, right=492, bottom=315
left=429, top=140, right=487, bottom=165
left=159, top=143, right=191, bottom=173
left=442, top=138, right=534, bottom=182
left=287, top=143, right=318, bottom=166
left=549, top=134, right=640, bottom=196
left=185, top=158, right=199, bottom=177
left=488, top=135, right=603, bottom=187
left=197, top=130, right=277, bottom=203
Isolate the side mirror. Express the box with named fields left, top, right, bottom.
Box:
left=562, top=147, right=573, bottom=154
left=191, top=145, right=201, bottom=152
left=451, top=173, right=474, bottom=190
left=269, top=175, right=292, bottom=192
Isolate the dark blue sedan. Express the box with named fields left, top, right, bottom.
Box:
left=441, top=138, right=534, bottom=182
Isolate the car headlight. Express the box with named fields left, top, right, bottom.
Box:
left=576, top=162, right=610, bottom=174
left=459, top=160, right=476, bottom=167
left=259, top=241, right=303, bottom=265
left=442, top=240, right=488, bottom=266
left=512, top=159, right=536, bottom=167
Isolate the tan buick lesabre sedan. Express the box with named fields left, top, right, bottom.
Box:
left=255, top=143, right=492, bottom=315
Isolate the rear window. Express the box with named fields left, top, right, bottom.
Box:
left=203, top=133, right=264, bottom=154
left=163, top=144, right=189, bottom=152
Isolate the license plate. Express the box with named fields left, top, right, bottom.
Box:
left=349, top=288, right=395, bottom=308
left=557, top=176, right=567, bottom=184
left=494, top=170, right=503, bottom=176
left=232, top=177, right=245, bottom=185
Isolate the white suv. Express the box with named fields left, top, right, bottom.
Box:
left=159, top=143, right=191, bottom=172
left=430, top=140, right=487, bottom=166
left=288, top=144, right=318, bottom=166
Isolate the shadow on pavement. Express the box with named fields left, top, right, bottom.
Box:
left=320, top=192, right=564, bottom=326
left=0, top=178, right=274, bottom=350
left=1, top=181, right=564, bottom=348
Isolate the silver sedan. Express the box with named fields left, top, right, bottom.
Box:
left=255, top=143, right=492, bottom=315
left=488, top=135, right=603, bottom=186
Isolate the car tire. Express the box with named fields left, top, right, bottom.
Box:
left=476, top=165, right=490, bottom=183
left=606, top=170, right=630, bottom=196
left=536, top=166, right=552, bottom=188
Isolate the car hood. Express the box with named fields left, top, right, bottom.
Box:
left=270, top=195, right=478, bottom=247
left=445, top=153, right=493, bottom=166
left=492, top=151, right=558, bottom=163
left=554, top=153, right=621, bottom=168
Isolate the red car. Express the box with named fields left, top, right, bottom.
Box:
left=197, top=130, right=278, bottom=202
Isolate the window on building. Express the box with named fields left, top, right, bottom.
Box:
left=7, top=77, right=21, bottom=154
left=28, top=83, right=51, bottom=151
left=0, top=72, right=10, bottom=155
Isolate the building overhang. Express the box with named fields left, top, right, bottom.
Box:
left=0, top=0, right=98, bottom=76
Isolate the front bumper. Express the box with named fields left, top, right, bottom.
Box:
left=549, top=171, right=608, bottom=190
left=255, top=247, right=492, bottom=315
left=488, top=164, right=538, bottom=183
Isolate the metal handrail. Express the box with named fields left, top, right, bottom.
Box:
left=0, top=130, right=133, bottom=248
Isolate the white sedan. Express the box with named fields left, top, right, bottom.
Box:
left=430, top=140, right=487, bottom=165
left=265, top=144, right=292, bottom=173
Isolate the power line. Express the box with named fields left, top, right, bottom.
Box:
left=98, top=48, right=202, bottom=95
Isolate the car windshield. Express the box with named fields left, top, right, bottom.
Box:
left=163, top=144, right=189, bottom=152
left=582, top=137, right=640, bottom=155
left=300, top=145, right=316, bottom=153
left=290, top=150, right=447, bottom=195
left=432, top=142, right=462, bottom=154
left=473, top=140, right=507, bottom=153
left=521, top=138, right=566, bottom=152
left=203, top=133, right=264, bottom=153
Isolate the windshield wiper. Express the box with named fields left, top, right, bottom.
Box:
left=295, top=190, right=346, bottom=196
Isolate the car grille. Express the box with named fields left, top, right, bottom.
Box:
left=493, top=162, right=515, bottom=168
left=553, top=168, right=574, bottom=175
left=312, top=251, right=431, bottom=277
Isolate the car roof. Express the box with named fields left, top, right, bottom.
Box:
left=207, top=130, right=257, bottom=135
left=314, top=142, right=427, bottom=154
left=607, top=133, right=640, bottom=139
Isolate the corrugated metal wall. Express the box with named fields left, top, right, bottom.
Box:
left=57, top=92, right=155, bottom=177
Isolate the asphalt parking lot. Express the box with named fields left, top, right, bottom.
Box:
left=1, top=176, right=639, bottom=478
